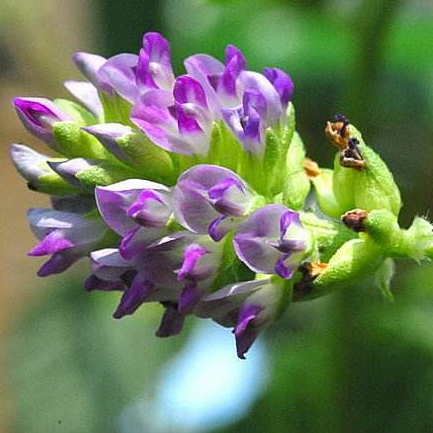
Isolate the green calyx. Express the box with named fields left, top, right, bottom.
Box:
left=332, top=125, right=402, bottom=217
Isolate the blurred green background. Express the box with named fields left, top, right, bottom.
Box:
left=2, top=0, right=433, bottom=432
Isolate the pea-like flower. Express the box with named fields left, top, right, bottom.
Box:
left=95, top=179, right=172, bottom=259
left=233, top=204, right=310, bottom=279
left=27, top=208, right=108, bottom=277
left=13, top=98, right=71, bottom=148
left=173, top=164, right=253, bottom=241
left=196, top=277, right=289, bottom=359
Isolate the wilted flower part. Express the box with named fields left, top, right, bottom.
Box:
left=196, top=277, right=288, bottom=358
left=64, top=80, right=103, bottom=117
left=136, top=32, right=175, bottom=93
left=28, top=208, right=107, bottom=276
left=234, top=204, right=309, bottom=279
left=13, top=97, right=71, bottom=147
left=173, top=164, right=253, bottom=241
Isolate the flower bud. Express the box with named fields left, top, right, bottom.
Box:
left=13, top=97, right=71, bottom=150
left=83, top=123, right=174, bottom=184
left=10, top=144, right=78, bottom=195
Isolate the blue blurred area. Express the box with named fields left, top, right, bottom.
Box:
left=118, top=321, right=268, bottom=432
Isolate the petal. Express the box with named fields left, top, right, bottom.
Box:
left=126, top=189, right=171, bottom=228
left=72, top=52, right=107, bottom=88
left=119, top=226, right=167, bottom=260
left=37, top=252, right=79, bottom=277
left=13, top=97, right=70, bottom=145
left=85, top=274, right=125, bottom=291
left=113, top=274, right=155, bottom=318
left=175, top=243, right=208, bottom=280
left=90, top=248, right=135, bottom=281
left=83, top=123, right=133, bottom=163
left=234, top=304, right=262, bottom=359
left=173, top=164, right=250, bottom=233
left=238, top=71, right=282, bottom=124
left=98, top=54, right=139, bottom=103
left=174, top=76, right=208, bottom=108
left=195, top=279, right=267, bottom=324
left=28, top=230, right=74, bottom=256
left=156, top=302, right=185, bottom=337
left=136, top=32, right=174, bottom=91
left=9, top=143, right=50, bottom=182
left=95, top=179, right=168, bottom=236
left=208, top=215, right=239, bottom=242
left=48, top=158, right=97, bottom=188
left=183, top=53, right=224, bottom=116
left=219, top=44, right=245, bottom=100
left=64, top=80, right=103, bottom=117
left=263, top=67, right=294, bottom=108
left=178, top=282, right=201, bottom=315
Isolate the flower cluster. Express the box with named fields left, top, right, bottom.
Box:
left=10, top=32, right=433, bottom=359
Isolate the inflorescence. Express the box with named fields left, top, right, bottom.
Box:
left=10, top=32, right=433, bottom=358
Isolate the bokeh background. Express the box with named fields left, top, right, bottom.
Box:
left=2, top=0, right=433, bottom=431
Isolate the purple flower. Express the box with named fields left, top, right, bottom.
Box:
left=12, top=98, right=71, bottom=147
left=233, top=204, right=309, bottom=279
left=173, top=164, right=253, bottom=241
left=184, top=44, right=246, bottom=113
left=27, top=208, right=107, bottom=277
left=95, top=179, right=172, bottom=259
left=263, top=67, right=294, bottom=109
left=131, top=75, right=214, bottom=156
left=221, top=71, right=283, bottom=154
left=136, top=32, right=175, bottom=93
left=196, top=277, right=288, bottom=358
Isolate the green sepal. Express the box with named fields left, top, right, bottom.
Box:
left=311, top=168, right=346, bottom=218
left=35, top=170, right=80, bottom=195
left=116, top=132, right=175, bottom=184
left=282, top=132, right=310, bottom=210
left=99, top=92, right=133, bottom=126
left=374, top=258, right=395, bottom=302
left=75, top=161, right=138, bottom=188
left=53, top=121, right=113, bottom=160
left=300, top=212, right=356, bottom=263
left=54, top=99, right=97, bottom=125
left=399, top=216, right=433, bottom=262
left=207, top=121, right=244, bottom=173
left=263, top=103, right=296, bottom=197
left=363, top=209, right=401, bottom=251
left=311, top=237, right=384, bottom=295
